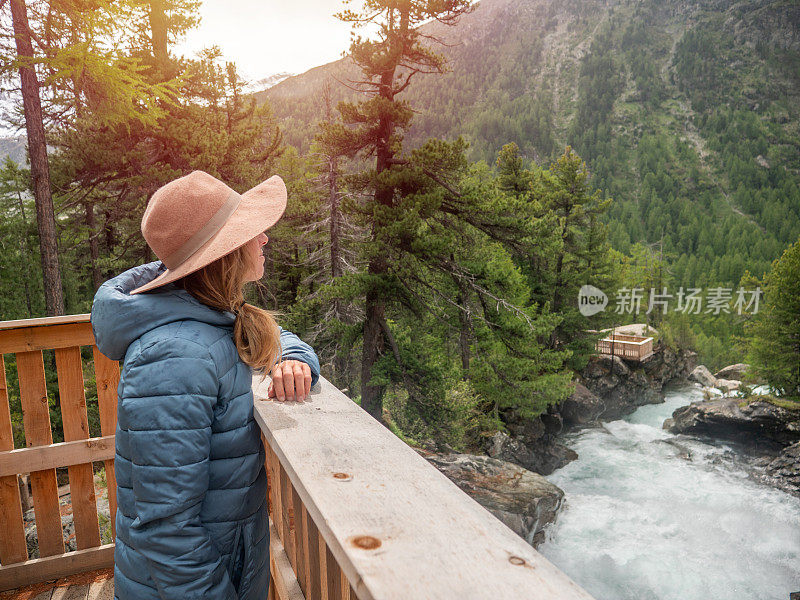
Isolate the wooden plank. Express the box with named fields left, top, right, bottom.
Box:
left=325, top=545, right=342, bottom=600
left=0, top=543, right=114, bottom=592
left=269, top=518, right=305, bottom=600
left=252, top=375, right=597, bottom=600
left=0, top=436, right=116, bottom=477
left=91, top=347, right=118, bottom=539
left=55, top=346, right=101, bottom=551
left=0, top=323, right=94, bottom=355
left=305, top=505, right=323, bottom=600
left=268, top=443, right=287, bottom=546
left=87, top=577, right=114, bottom=600
left=263, top=433, right=273, bottom=515
left=317, top=530, right=328, bottom=600
left=17, top=350, right=65, bottom=558
left=51, top=583, right=89, bottom=600
left=0, top=353, right=28, bottom=564
left=0, top=314, right=91, bottom=332
left=279, top=462, right=297, bottom=572
left=297, top=501, right=312, bottom=597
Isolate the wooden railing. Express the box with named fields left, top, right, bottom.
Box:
left=0, top=314, right=596, bottom=599
left=596, top=334, right=654, bottom=362
left=254, top=371, right=596, bottom=599
left=0, top=314, right=118, bottom=591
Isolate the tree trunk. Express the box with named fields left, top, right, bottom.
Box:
left=84, top=201, right=102, bottom=291
left=330, top=157, right=342, bottom=280
left=11, top=0, right=64, bottom=317
left=360, top=63, right=398, bottom=423
left=360, top=254, right=387, bottom=421
left=457, top=289, right=471, bottom=373
left=149, top=0, right=170, bottom=80
left=16, top=189, right=34, bottom=316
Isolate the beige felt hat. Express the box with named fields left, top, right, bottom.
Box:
left=130, top=170, right=287, bottom=295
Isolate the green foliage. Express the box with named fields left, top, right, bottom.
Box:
left=4, top=0, right=800, bottom=455
left=747, top=238, right=800, bottom=398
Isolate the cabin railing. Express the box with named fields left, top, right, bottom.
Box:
left=0, top=314, right=596, bottom=599
left=596, top=334, right=654, bottom=362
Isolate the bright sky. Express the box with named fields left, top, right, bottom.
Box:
left=175, top=1, right=356, bottom=83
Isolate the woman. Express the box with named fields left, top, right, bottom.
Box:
left=90, top=170, right=320, bottom=600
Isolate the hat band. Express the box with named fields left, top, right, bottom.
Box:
left=162, top=190, right=241, bottom=270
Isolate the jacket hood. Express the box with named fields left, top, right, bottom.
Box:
left=91, top=261, right=236, bottom=361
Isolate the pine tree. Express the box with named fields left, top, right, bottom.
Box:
left=320, top=0, right=475, bottom=422
left=748, top=238, right=800, bottom=399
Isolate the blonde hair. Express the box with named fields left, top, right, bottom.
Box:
left=176, top=243, right=282, bottom=384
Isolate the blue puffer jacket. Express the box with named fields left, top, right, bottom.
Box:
left=90, top=261, right=320, bottom=600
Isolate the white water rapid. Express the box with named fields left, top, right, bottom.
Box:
left=538, top=384, right=800, bottom=600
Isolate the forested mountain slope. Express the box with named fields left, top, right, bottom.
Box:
left=259, top=0, right=800, bottom=293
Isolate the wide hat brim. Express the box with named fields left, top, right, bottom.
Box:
left=130, top=175, right=287, bottom=295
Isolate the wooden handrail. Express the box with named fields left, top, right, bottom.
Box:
left=253, top=375, right=597, bottom=599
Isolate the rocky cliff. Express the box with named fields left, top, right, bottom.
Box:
left=574, top=341, right=697, bottom=422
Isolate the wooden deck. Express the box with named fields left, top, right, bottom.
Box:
left=0, top=569, right=112, bottom=600
left=595, top=333, right=654, bottom=362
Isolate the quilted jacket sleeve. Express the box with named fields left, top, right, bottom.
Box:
left=278, top=326, right=321, bottom=388
left=123, top=338, right=238, bottom=600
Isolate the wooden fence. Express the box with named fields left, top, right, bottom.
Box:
left=0, top=315, right=117, bottom=590
left=1, top=314, right=597, bottom=599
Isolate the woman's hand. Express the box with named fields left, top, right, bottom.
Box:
left=267, top=359, right=312, bottom=402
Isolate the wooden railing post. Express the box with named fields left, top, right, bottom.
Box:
left=0, top=354, right=28, bottom=564
left=55, top=346, right=101, bottom=550
left=17, top=349, right=65, bottom=558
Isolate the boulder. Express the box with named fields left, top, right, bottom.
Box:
left=765, top=441, right=800, bottom=498
left=500, top=412, right=579, bottom=475
left=689, top=365, right=717, bottom=387
left=667, top=398, right=800, bottom=451
left=486, top=431, right=537, bottom=469
left=558, top=382, right=604, bottom=426
left=714, top=378, right=741, bottom=393
left=714, top=363, right=749, bottom=381
left=584, top=354, right=630, bottom=378
left=424, top=452, right=564, bottom=548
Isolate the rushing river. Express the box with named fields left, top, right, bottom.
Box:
left=537, top=383, right=800, bottom=600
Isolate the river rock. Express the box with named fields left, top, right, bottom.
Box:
left=424, top=452, right=564, bottom=548
left=689, top=365, right=717, bottom=387
left=667, top=397, right=800, bottom=451
left=714, top=378, right=741, bottom=393
left=764, top=441, right=800, bottom=497
left=714, top=364, right=749, bottom=380
left=500, top=411, right=579, bottom=475
left=584, top=354, right=630, bottom=378
left=558, top=382, right=604, bottom=426
left=484, top=429, right=578, bottom=477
